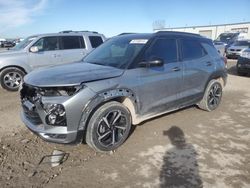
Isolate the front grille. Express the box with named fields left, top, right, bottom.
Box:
left=21, top=83, right=42, bottom=125
left=23, top=104, right=42, bottom=124
left=20, top=83, right=40, bottom=102
left=236, top=49, right=241, bottom=52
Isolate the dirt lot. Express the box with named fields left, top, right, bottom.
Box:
left=0, top=60, right=249, bottom=188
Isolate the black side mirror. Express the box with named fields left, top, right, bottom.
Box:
left=139, top=59, right=164, bottom=67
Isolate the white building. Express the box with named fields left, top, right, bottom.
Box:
left=154, top=22, right=250, bottom=40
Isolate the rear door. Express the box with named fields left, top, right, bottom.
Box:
left=179, top=38, right=215, bottom=107
left=135, top=37, right=183, bottom=115
left=28, top=36, right=61, bottom=69
left=59, top=36, right=87, bottom=64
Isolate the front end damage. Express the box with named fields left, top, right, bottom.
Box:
left=20, top=83, right=95, bottom=144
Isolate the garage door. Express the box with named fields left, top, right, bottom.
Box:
left=199, top=30, right=212, bottom=39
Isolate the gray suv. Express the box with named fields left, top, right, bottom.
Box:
left=20, top=32, right=227, bottom=152
left=0, top=31, right=106, bottom=91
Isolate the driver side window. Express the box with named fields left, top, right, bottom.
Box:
left=144, top=38, right=178, bottom=63
left=32, top=37, right=59, bottom=51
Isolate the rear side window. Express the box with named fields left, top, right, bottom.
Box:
left=181, top=39, right=206, bottom=60
left=61, top=36, right=85, bottom=50
left=144, top=38, right=178, bottom=63
left=89, top=36, right=103, bottom=48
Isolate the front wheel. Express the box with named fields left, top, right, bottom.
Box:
left=198, top=80, right=223, bottom=111
left=0, top=67, right=25, bottom=91
left=86, top=101, right=132, bottom=152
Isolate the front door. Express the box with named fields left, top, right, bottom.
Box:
left=28, top=36, right=62, bottom=69
left=135, top=37, right=183, bottom=116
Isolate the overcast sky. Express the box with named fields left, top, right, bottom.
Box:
left=0, top=0, right=250, bottom=38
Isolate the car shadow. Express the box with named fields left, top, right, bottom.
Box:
left=159, top=126, right=203, bottom=188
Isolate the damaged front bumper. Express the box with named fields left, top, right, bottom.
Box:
left=20, top=83, right=96, bottom=144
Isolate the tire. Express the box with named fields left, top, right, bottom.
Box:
left=86, top=101, right=132, bottom=152
left=198, top=80, right=223, bottom=112
left=0, top=67, right=25, bottom=91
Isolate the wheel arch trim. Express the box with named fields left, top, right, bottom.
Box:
left=78, top=88, right=138, bottom=131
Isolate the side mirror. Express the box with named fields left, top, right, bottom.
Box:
left=30, top=46, right=39, bottom=53
left=139, top=59, right=164, bottom=67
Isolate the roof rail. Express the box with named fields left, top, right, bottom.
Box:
left=118, top=33, right=136, bottom=36
left=156, top=31, right=201, bottom=37
left=59, top=30, right=73, bottom=33
left=59, top=30, right=98, bottom=34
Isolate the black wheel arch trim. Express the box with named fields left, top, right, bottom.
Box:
left=78, top=88, right=138, bottom=131
left=203, top=70, right=227, bottom=93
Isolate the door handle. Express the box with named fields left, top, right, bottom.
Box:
left=206, top=62, right=213, bottom=66
left=52, top=54, right=60, bottom=58
left=172, top=67, right=181, bottom=72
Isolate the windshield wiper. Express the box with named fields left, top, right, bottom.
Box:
left=88, top=62, right=105, bottom=66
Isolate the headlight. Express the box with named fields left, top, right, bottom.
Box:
left=43, top=103, right=66, bottom=126
left=241, top=51, right=250, bottom=59
left=38, top=84, right=85, bottom=97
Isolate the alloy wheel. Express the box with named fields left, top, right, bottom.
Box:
left=3, top=72, right=22, bottom=89
left=207, top=83, right=222, bottom=109
left=97, top=110, right=128, bottom=148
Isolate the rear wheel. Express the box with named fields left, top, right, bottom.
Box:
left=0, top=67, right=25, bottom=91
left=198, top=80, right=223, bottom=111
left=86, top=101, right=132, bottom=152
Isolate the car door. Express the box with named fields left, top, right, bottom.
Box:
left=28, top=36, right=61, bottom=69
left=179, top=38, right=215, bottom=107
left=135, top=37, right=183, bottom=116
left=59, top=36, right=87, bottom=64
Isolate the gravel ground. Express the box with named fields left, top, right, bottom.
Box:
left=0, top=59, right=249, bottom=188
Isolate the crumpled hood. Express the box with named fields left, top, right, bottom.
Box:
left=24, top=62, right=124, bottom=87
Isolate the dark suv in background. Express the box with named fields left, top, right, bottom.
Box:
left=20, top=32, right=227, bottom=152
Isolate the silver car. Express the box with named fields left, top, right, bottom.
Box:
left=20, top=32, right=227, bottom=152
left=0, top=31, right=106, bottom=91
left=226, top=40, right=250, bottom=59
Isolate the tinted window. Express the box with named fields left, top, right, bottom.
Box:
left=32, top=36, right=59, bottom=51
left=145, top=38, right=178, bottom=63
left=181, top=39, right=206, bottom=60
left=61, top=36, right=84, bottom=50
left=89, top=36, right=103, bottom=48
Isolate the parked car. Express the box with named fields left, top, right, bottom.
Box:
left=226, top=40, right=250, bottom=59
left=0, top=31, right=106, bottom=91
left=2, top=41, right=15, bottom=48
left=213, top=32, right=247, bottom=55
left=20, top=32, right=227, bottom=152
left=237, top=48, right=250, bottom=76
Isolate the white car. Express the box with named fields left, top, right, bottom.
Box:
left=226, top=40, right=250, bottom=59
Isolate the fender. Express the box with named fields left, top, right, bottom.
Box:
left=78, top=88, right=138, bottom=131
left=204, top=69, right=227, bottom=93
left=0, top=60, right=32, bottom=73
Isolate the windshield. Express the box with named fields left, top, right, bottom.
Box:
left=84, top=35, right=149, bottom=69
left=216, top=33, right=238, bottom=43
left=12, top=36, right=37, bottom=50
left=233, top=40, right=250, bottom=47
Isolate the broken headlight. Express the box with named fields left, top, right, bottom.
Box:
left=38, top=85, right=85, bottom=97
left=43, top=103, right=66, bottom=126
